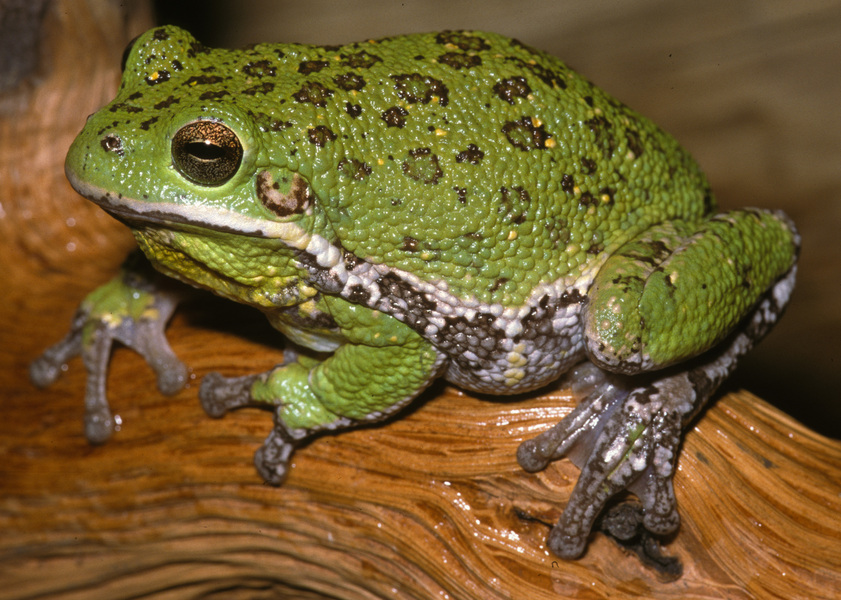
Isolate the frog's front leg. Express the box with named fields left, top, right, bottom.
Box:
left=199, top=301, right=446, bottom=485
left=30, top=252, right=188, bottom=443
left=518, top=209, right=799, bottom=558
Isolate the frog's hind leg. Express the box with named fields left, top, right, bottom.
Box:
left=518, top=261, right=798, bottom=560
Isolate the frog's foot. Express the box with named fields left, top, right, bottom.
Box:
left=199, top=371, right=293, bottom=483
left=199, top=372, right=262, bottom=418
left=197, top=332, right=444, bottom=486
left=518, top=362, right=689, bottom=559
left=597, top=501, right=683, bottom=577
left=30, top=270, right=187, bottom=444
left=198, top=348, right=299, bottom=418
left=198, top=365, right=352, bottom=486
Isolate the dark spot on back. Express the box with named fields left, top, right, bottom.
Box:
left=292, top=82, right=334, bottom=106
left=334, top=73, right=366, bottom=91
left=455, top=144, right=484, bottom=164
left=243, top=81, right=275, bottom=95
left=298, top=60, right=329, bottom=75
left=402, top=148, right=443, bottom=184
left=580, top=157, right=597, bottom=174
left=502, top=116, right=551, bottom=151
left=401, top=236, right=420, bottom=252
left=338, top=158, right=372, bottom=181
left=153, top=95, right=179, bottom=110
left=145, top=70, right=170, bottom=85
left=434, top=31, right=491, bottom=51
left=307, top=125, right=337, bottom=147
left=243, top=60, right=276, bottom=77
left=579, top=191, right=596, bottom=207
left=493, top=76, right=531, bottom=104
left=184, top=75, right=224, bottom=86
left=391, top=73, right=449, bottom=107
left=139, top=116, right=159, bottom=130
left=381, top=106, right=408, bottom=128
left=437, top=52, right=482, bottom=69
left=199, top=90, right=229, bottom=101
left=626, top=130, right=644, bottom=159
left=561, top=174, right=575, bottom=194
left=340, top=51, right=382, bottom=69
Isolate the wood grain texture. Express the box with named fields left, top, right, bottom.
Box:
left=2, top=2, right=840, bottom=599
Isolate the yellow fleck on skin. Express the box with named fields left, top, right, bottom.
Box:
left=506, top=350, right=528, bottom=368
left=503, top=368, right=526, bottom=385
left=141, top=307, right=161, bottom=321
left=299, top=299, right=319, bottom=315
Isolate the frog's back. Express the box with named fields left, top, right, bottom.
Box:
left=127, top=27, right=713, bottom=306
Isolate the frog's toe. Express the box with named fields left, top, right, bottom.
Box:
left=199, top=372, right=261, bottom=417
left=517, top=362, right=628, bottom=473
left=29, top=314, right=85, bottom=388
left=83, top=406, right=115, bottom=445
left=131, top=318, right=188, bottom=395
left=630, top=466, right=680, bottom=536
left=79, top=320, right=120, bottom=444
left=547, top=509, right=595, bottom=559
left=254, top=427, right=296, bottom=486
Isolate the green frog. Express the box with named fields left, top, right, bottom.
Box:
left=31, top=26, right=799, bottom=560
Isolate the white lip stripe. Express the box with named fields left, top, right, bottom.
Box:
left=67, top=175, right=313, bottom=246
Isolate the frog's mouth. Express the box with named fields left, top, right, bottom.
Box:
left=66, top=170, right=311, bottom=250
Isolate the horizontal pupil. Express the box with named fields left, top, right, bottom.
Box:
left=186, top=141, right=227, bottom=161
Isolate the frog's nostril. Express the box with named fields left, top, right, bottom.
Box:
left=100, top=134, right=124, bottom=156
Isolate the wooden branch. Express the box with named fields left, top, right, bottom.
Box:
left=2, top=2, right=840, bottom=599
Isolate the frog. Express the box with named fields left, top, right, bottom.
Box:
left=30, top=25, right=799, bottom=562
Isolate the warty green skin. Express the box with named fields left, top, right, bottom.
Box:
left=32, top=26, right=799, bottom=564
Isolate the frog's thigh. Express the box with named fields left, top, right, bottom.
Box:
left=585, top=209, right=798, bottom=374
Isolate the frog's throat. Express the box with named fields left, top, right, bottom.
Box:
left=65, top=174, right=312, bottom=249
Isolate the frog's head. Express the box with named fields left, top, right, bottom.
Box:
left=65, top=26, right=326, bottom=307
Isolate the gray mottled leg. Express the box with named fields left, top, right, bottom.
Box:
left=254, top=426, right=297, bottom=485
left=199, top=372, right=263, bottom=417
left=519, top=265, right=797, bottom=560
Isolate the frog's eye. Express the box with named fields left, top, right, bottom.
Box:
left=171, top=120, right=243, bottom=186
